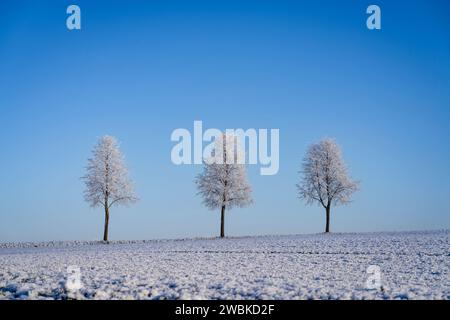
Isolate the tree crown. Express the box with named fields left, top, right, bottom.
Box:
left=297, top=138, right=359, bottom=208
left=196, top=133, right=253, bottom=210
left=82, top=135, right=138, bottom=208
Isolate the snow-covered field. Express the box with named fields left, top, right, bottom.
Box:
left=0, top=231, right=448, bottom=300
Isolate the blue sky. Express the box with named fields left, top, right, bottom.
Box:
left=0, top=0, right=449, bottom=242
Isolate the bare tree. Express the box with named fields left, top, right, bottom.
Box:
left=297, top=138, right=359, bottom=233
left=196, top=133, right=253, bottom=238
left=82, top=135, right=138, bottom=241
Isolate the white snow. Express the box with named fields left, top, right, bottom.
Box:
left=0, top=230, right=448, bottom=300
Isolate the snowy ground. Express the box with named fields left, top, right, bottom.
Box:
left=0, top=231, right=448, bottom=300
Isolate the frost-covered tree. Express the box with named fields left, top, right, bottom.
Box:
left=297, top=138, right=359, bottom=233
left=82, top=135, right=138, bottom=241
left=196, top=133, right=253, bottom=238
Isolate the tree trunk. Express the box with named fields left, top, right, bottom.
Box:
left=103, top=204, right=110, bottom=242
left=325, top=205, right=331, bottom=233
left=220, top=205, right=225, bottom=238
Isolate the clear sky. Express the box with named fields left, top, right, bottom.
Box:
left=1, top=0, right=449, bottom=242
